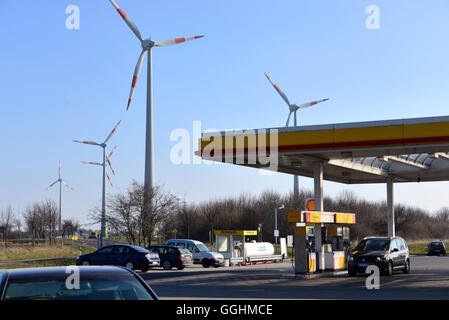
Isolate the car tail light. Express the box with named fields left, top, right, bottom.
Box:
left=145, top=254, right=151, bottom=259
left=179, top=254, right=184, bottom=259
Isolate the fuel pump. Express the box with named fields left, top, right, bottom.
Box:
left=294, top=225, right=316, bottom=274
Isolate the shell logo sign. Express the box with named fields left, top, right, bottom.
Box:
left=305, top=198, right=315, bottom=211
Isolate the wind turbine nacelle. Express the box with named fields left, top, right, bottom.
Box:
left=141, top=39, right=155, bottom=50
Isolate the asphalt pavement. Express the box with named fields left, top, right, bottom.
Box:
left=141, top=255, right=449, bottom=300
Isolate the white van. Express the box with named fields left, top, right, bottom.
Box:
left=165, top=239, right=224, bottom=268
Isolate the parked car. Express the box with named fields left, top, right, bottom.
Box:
left=347, top=236, right=410, bottom=276
left=165, top=239, right=224, bottom=268
left=76, top=244, right=159, bottom=272
left=89, top=232, right=98, bottom=239
left=428, top=241, right=446, bottom=256
left=147, top=245, right=193, bottom=270
left=0, top=266, right=158, bottom=300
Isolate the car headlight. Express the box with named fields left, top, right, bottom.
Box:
left=377, top=255, right=386, bottom=261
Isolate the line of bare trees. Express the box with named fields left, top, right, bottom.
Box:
left=92, top=182, right=449, bottom=245
left=0, top=200, right=81, bottom=247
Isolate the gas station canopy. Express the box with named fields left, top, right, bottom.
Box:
left=197, top=115, right=449, bottom=184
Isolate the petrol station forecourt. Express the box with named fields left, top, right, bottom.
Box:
left=196, top=115, right=449, bottom=274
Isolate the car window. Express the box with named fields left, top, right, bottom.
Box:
left=96, top=247, right=114, bottom=255
left=176, top=242, right=186, bottom=248
left=166, top=242, right=176, bottom=247
left=150, top=247, right=165, bottom=254
left=112, top=246, right=130, bottom=254
left=180, top=248, right=191, bottom=254
left=3, top=275, right=154, bottom=300
left=167, top=247, right=178, bottom=254
left=186, top=243, right=197, bottom=252
left=398, top=239, right=406, bottom=250
left=390, top=240, right=399, bottom=251
left=354, top=239, right=390, bottom=251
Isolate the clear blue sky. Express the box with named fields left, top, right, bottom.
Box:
left=1, top=0, right=448, bottom=226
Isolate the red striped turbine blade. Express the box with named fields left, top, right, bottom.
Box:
left=106, top=174, right=113, bottom=187
left=62, top=181, right=73, bottom=190
left=299, top=98, right=330, bottom=109
left=73, top=140, right=101, bottom=146
left=127, top=50, right=146, bottom=111
left=154, top=35, right=204, bottom=47
left=104, top=120, right=122, bottom=144
left=264, top=73, right=291, bottom=107
left=109, top=0, right=143, bottom=41
left=109, top=145, right=118, bottom=158
left=106, top=156, right=116, bottom=176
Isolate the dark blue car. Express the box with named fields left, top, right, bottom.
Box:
left=76, top=244, right=160, bottom=272
left=0, top=266, right=158, bottom=300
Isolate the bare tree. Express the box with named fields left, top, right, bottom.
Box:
left=0, top=206, right=14, bottom=248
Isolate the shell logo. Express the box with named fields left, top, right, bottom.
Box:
left=305, top=198, right=315, bottom=211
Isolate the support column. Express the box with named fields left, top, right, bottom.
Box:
left=387, top=177, right=395, bottom=237
left=313, top=162, right=324, bottom=271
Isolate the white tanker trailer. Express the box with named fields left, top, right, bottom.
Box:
left=214, top=230, right=284, bottom=265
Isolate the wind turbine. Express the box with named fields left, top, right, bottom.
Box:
left=108, top=0, right=204, bottom=198
left=264, top=73, right=329, bottom=198
left=46, top=161, right=73, bottom=235
left=73, top=120, right=121, bottom=248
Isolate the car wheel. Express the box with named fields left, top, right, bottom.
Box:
left=384, top=262, right=393, bottom=276
left=202, top=259, right=210, bottom=268
left=125, top=261, right=135, bottom=270
left=81, top=260, right=90, bottom=266
left=177, top=266, right=185, bottom=270
left=402, top=259, right=410, bottom=274
left=162, top=260, right=172, bottom=270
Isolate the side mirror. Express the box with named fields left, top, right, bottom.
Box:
left=195, top=248, right=200, bottom=253
left=392, top=248, right=399, bottom=252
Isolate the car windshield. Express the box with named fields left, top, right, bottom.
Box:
left=196, top=243, right=210, bottom=252
left=4, top=275, right=153, bottom=300
left=355, top=239, right=390, bottom=251
left=431, top=242, right=443, bottom=248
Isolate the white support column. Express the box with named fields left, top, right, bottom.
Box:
left=387, top=177, right=395, bottom=237
left=313, top=162, right=324, bottom=271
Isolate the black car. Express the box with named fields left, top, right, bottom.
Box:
left=147, top=245, right=193, bottom=270
left=428, top=241, right=446, bottom=256
left=348, top=236, right=410, bottom=276
left=76, top=244, right=160, bottom=272
left=0, top=266, right=158, bottom=300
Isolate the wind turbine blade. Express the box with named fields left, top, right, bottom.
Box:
left=104, top=120, right=122, bottom=144
left=109, top=145, right=118, bottom=158
left=61, top=181, right=73, bottom=190
left=109, top=0, right=143, bottom=41
left=298, top=98, right=329, bottom=109
left=73, top=140, right=101, bottom=146
left=127, top=50, right=146, bottom=111
left=81, top=161, right=103, bottom=166
left=285, top=111, right=293, bottom=127
left=106, top=173, right=113, bottom=187
left=106, top=155, right=116, bottom=176
left=265, top=73, right=291, bottom=107
left=46, top=180, right=59, bottom=190
left=154, top=35, right=204, bottom=47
